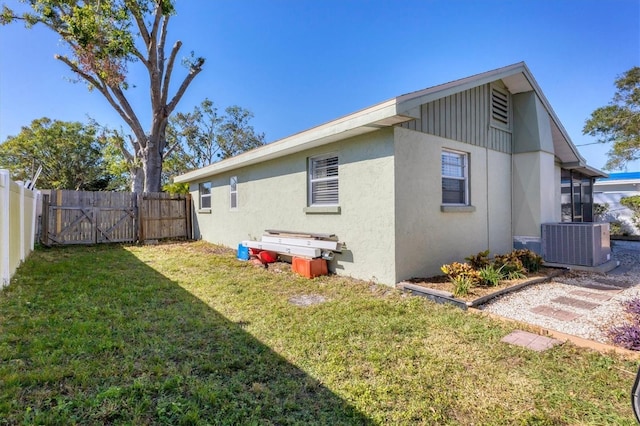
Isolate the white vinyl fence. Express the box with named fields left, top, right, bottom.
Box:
left=0, top=169, right=40, bottom=288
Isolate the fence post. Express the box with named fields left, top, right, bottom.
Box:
left=185, top=193, right=192, bottom=240
left=0, top=170, right=10, bottom=287
left=137, top=192, right=144, bottom=243
left=55, top=189, right=62, bottom=236
left=131, top=192, right=138, bottom=243
left=18, top=181, right=25, bottom=261
left=30, top=191, right=40, bottom=252
left=41, top=194, right=50, bottom=246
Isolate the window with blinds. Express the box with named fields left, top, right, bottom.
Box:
left=441, top=150, right=468, bottom=205
left=308, top=154, right=339, bottom=206
left=230, top=176, right=238, bottom=209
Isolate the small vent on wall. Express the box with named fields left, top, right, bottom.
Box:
left=491, top=87, right=509, bottom=126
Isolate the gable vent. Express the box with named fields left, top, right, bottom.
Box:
left=491, top=87, right=509, bottom=126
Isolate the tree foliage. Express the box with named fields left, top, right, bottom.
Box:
left=620, top=195, right=640, bottom=231
left=166, top=98, right=266, bottom=174
left=1, top=0, right=204, bottom=192
left=583, top=67, right=640, bottom=170
left=0, top=118, right=108, bottom=190
left=95, top=99, right=266, bottom=192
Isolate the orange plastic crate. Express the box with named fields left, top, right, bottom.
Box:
left=292, top=257, right=328, bottom=278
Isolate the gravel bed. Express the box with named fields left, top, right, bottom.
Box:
left=481, top=241, right=640, bottom=345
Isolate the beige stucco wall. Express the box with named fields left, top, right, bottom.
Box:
left=393, top=128, right=512, bottom=281
left=189, top=129, right=398, bottom=284
left=511, top=89, right=560, bottom=241
left=512, top=151, right=559, bottom=237
left=188, top=98, right=565, bottom=285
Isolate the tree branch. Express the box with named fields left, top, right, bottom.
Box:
left=161, top=40, right=182, bottom=108
left=166, top=57, right=205, bottom=113
left=112, top=134, right=134, bottom=166
left=147, top=4, right=167, bottom=113
left=55, top=54, right=147, bottom=146
left=157, top=13, right=170, bottom=85
left=55, top=54, right=111, bottom=102
left=163, top=141, right=180, bottom=159
left=130, top=47, right=149, bottom=67
left=148, top=1, right=164, bottom=51
left=126, top=0, right=150, bottom=47
left=109, top=87, right=148, bottom=146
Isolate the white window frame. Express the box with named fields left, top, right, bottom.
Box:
left=199, top=181, right=212, bottom=210
left=229, top=176, right=238, bottom=210
left=441, top=149, right=469, bottom=206
left=308, top=154, right=339, bottom=207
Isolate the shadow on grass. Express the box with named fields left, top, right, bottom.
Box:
left=0, top=245, right=371, bottom=424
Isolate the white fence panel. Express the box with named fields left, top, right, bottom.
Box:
left=0, top=169, right=40, bottom=288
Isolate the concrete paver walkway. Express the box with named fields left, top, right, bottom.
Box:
left=484, top=240, right=640, bottom=347
left=501, top=330, right=563, bottom=352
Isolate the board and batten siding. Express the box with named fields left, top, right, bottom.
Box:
left=400, top=83, right=512, bottom=153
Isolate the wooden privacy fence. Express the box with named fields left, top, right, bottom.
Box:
left=138, top=192, right=192, bottom=242
left=41, top=190, right=191, bottom=246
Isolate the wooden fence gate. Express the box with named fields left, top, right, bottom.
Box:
left=138, top=192, right=192, bottom=242
left=41, top=190, right=191, bottom=245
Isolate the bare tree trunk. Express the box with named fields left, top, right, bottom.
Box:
left=131, top=167, right=144, bottom=194
left=9, top=3, right=205, bottom=195
left=143, top=132, right=164, bottom=193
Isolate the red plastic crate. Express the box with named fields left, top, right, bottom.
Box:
left=292, top=257, right=328, bottom=278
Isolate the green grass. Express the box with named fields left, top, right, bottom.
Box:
left=0, top=242, right=637, bottom=425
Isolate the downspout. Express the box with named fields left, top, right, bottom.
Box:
left=510, top=146, right=514, bottom=249
left=486, top=146, right=490, bottom=250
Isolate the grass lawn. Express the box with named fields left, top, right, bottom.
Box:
left=0, top=242, right=637, bottom=425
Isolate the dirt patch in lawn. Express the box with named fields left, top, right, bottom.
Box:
left=404, top=267, right=564, bottom=303
left=288, top=294, right=329, bottom=307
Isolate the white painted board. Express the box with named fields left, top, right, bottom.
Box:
left=261, top=235, right=341, bottom=251
left=241, top=240, right=321, bottom=258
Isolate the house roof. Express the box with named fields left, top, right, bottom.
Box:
left=175, top=62, right=604, bottom=183
left=595, top=172, right=640, bottom=186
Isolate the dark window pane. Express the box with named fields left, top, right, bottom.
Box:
left=442, top=178, right=465, bottom=204
left=201, top=195, right=211, bottom=209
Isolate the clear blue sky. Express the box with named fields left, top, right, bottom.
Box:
left=1, top=0, right=639, bottom=171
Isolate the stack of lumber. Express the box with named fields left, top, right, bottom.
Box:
left=241, top=229, right=342, bottom=259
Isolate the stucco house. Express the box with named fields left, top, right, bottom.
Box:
left=175, top=62, right=604, bottom=286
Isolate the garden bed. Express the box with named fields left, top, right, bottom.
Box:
left=398, top=267, right=566, bottom=308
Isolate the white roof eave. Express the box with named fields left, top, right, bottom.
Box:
left=395, top=62, right=588, bottom=168
left=175, top=99, right=413, bottom=183
left=176, top=62, right=595, bottom=183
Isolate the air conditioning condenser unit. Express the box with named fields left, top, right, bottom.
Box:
left=541, top=222, right=611, bottom=267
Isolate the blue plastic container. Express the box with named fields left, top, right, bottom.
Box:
left=237, top=244, right=250, bottom=261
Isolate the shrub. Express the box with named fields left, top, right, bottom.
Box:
left=451, top=274, right=474, bottom=297
left=493, top=252, right=526, bottom=276
left=441, top=262, right=479, bottom=283
left=506, top=270, right=526, bottom=280
left=513, top=249, right=543, bottom=273
left=609, top=323, right=640, bottom=351
left=625, top=298, right=640, bottom=316
left=465, top=250, right=491, bottom=270
left=478, top=264, right=505, bottom=287
left=609, top=220, right=626, bottom=236
left=608, top=297, right=640, bottom=350
left=620, top=195, right=640, bottom=231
